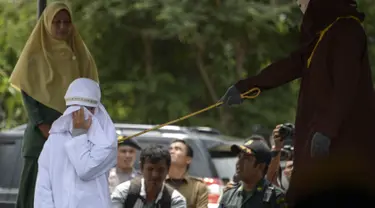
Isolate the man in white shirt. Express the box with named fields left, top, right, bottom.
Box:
left=34, top=78, right=118, bottom=208
left=111, top=145, right=186, bottom=208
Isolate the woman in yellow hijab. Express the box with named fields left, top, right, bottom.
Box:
left=10, top=2, right=99, bottom=208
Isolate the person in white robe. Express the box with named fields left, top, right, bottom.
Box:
left=34, top=78, right=117, bottom=208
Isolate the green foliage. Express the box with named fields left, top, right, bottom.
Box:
left=0, top=2, right=36, bottom=128
left=70, top=0, right=302, bottom=137
left=1, top=0, right=375, bottom=139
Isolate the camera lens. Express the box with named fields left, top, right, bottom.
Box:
left=280, top=149, right=289, bottom=161
left=279, top=123, right=295, bottom=139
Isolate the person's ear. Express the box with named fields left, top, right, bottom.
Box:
left=186, top=156, right=192, bottom=165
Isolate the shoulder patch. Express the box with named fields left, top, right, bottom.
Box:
left=223, top=186, right=236, bottom=193
left=188, top=176, right=204, bottom=183
left=223, top=182, right=240, bottom=193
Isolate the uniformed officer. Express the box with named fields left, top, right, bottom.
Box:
left=219, top=139, right=287, bottom=208
left=167, top=139, right=209, bottom=208
left=108, top=137, right=142, bottom=193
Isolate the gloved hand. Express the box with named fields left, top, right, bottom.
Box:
left=310, top=132, right=331, bottom=158
left=219, top=85, right=242, bottom=106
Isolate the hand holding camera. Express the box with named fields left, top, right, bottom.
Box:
left=272, top=123, right=295, bottom=161
left=271, top=124, right=284, bottom=151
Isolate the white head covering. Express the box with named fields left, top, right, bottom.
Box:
left=50, top=78, right=115, bottom=139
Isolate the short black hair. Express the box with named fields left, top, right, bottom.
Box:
left=171, top=139, right=194, bottom=158
left=140, top=145, right=171, bottom=169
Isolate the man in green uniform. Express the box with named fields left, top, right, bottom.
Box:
left=108, top=138, right=142, bottom=193
left=16, top=93, right=62, bottom=208
left=219, top=139, right=287, bottom=208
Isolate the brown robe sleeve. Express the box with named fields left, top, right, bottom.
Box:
left=314, top=19, right=366, bottom=139
left=234, top=49, right=304, bottom=93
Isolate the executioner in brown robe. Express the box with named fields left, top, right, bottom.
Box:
left=220, top=0, right=375, bottom=205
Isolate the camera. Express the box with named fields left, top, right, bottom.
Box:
left=280, top=145, right=294, bottom=161
left=279, top=123, right=295, bottom=142
left=279, top=123, right=295, bottom=161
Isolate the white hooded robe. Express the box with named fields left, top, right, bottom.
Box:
left=34, top=78, right=117, bottom=208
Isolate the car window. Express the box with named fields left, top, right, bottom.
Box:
left=201, top=139, right=225, bottom=150
left=209, top=147, right=238, bottom=181
left=131, top=137, right=217, bottom=178
left=186, top=140, right=218, bottom=178
left=211, top=157, right=237, bottom=181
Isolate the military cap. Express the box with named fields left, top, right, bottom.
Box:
left=118, top=136, right=142, bottom=150
left=231, top=139, right=272, bottom=165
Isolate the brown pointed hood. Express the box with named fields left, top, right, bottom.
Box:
left=300, top=0, right=365, bottom=43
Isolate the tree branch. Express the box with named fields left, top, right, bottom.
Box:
left=195, top=41, right=232, bottom=130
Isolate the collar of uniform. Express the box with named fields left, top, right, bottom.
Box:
left=237, top=178, right=266, bottom=195
left=140, top=178, right=166, bottom=202
left=165, top=173, right=189, bottom=183
left=116, top=168, right=139, bottom=176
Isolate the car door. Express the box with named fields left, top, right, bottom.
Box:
left=0, top=132, right=23, bottom=207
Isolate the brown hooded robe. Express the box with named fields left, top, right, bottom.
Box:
left=234, top=0, right=375, bottom=204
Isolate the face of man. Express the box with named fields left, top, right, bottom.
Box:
left=117, top=145, right=137, bottom=171
left=236, top=152, right=264, bottom=183
left=297, top=0, right=311, bottom=14
left=169, top=141, right=191, bottom=168
left=141, top=159, right=169, bottom=193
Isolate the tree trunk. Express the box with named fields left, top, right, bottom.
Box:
left=233, top=40, right=246, bottom=79
left=196, top=43, right=218, bottom=102
left=215, top=0, right=221, bottom=7
left=195, top=42, right=232, bottom=130
left=142, top=33, right=153, bottom=78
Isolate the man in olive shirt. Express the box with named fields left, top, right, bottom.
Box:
left=167, top=139, right=208, bottom=208
left=219, top=139, right=287, bottom=208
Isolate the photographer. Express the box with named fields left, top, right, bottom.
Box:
left=266, top=124, right=294, bottom=190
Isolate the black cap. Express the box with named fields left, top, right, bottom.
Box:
left=118, top=136, right=142, bottom=150
left=231, top=139, right=272, bottom=165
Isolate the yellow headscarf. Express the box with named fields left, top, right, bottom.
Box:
left=9, top=1, right=99, bottom=113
